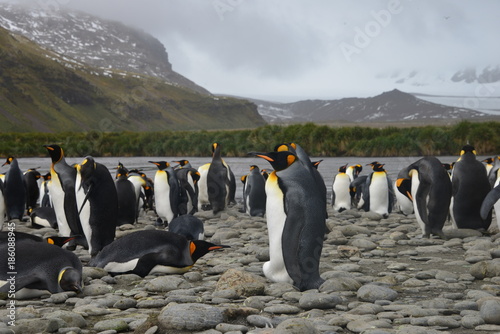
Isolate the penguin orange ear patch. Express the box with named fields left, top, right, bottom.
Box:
left=190, top=241, right=196, bottom=255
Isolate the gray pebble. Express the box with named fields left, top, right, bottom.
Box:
left=480, top=299, right=500, bottom=324
left=158, top=303, right=224, bottom=331
left=357, top=284, right=398, bottom=302
left=298, top=292, right=342, bottom=310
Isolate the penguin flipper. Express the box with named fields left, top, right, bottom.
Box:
left=480, top=184, right=500, bottom=220
left=0, top=274, right=45, bottom=293
left=133, top=250, right=189, bottom=277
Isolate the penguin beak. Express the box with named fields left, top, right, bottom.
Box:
left=209, top=245, right=230, bottom=251
left=252, top=153, right=274, bottom=162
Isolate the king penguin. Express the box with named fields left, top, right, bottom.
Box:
left=207, top=143, right=234, bottom=214
left=481, top=179, right=500, bottom=231
left=394, top=166, right=414, bottom=216
left=243, top=165, right=267, bottom=217
left=2, top=156, right=26, bottom=221
left=398, top=156, right=452, bottom=238
left=252, top=149, right=326, bottom=291
left=149, top=161, right=180, bottom=226
left=362, top=162, right=394, bottom=218
left=88, top=230, right=227, bottom=277
left=43, top=145, right=86, bottom=247
left=168, top=214, right=205, bottom=240
left=450, top=144, right=492, bottom=230
left=197, top=163, right=211, bottom=211
left=115, top=165, right=137, bottom=226
left=331, top=164, right=351, bottom=212
left=23, top=168, right=41, bottom=213
left=173, top=160, right=200, bottom=216
left=0, top=237, right=82, bottom=298
left=76, top=156, right=118, bottom=257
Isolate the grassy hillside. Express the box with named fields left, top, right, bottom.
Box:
left=0, top=27, right=265, bottom=132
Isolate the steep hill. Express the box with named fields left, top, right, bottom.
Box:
left=0, top=26, right=265, bottom=133
left=253, top=89, right=494, bottom=124
left=0, top=3, right=208, bottom=94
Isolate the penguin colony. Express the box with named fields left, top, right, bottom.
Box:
left=0, top=143, right=499, bottom=295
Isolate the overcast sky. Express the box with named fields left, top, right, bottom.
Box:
left=5, top=0, right=500, bottom=101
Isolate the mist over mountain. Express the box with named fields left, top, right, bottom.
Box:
left=0, top=3, right=209, bottom=94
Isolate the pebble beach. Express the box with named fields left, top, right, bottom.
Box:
left=2, top=202, right=500, bottom=334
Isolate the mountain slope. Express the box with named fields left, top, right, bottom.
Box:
left=0, top=3, right=208, bottom=94
left=253, top=89, right=493, bottom=124
left=0, top=26, right=265, bottom=133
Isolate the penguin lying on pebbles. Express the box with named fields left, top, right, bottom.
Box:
left=89, top=230, right=227, bottom=277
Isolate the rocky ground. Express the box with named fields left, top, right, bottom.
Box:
left=1, top=204, right=500, bottom=334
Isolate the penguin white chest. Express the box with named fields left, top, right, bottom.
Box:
left=154, top=171, right=173, bottom=223
left=332, top=174, right=351, bottom=211
left=263, top=173, right=293, bottom=284
left=369, top=172, right=389, bottom=215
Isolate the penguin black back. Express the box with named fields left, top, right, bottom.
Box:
left=2, top=156, right=26, bottom=220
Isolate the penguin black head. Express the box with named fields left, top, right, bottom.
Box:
left=250, top=151, right=298, bottom=171
left=482, top=157, right=494, bottom=165
left=58, top=267, right=83, bottom=293
left=396, top=177, right=412, bottom=201
left=79, top=157, right=96, bottom=180
left=44, top=145, right=64, bottom=163
left=274, top=143, right=293, bottom=152
left=366, top=161, right=380, bottom=167
left=460, top=144, right=476, bottom=156
left=149, top=161, right=169, bottom=170
left=2, top=156, right=15, bottom=167
left=351, top=164, right=363, bottom=176
left=372, top=163, right=386, bottom=172
left=338, top=164, right=348, bottom=173
left=211, top=143, right=221, bottom=155
left=312, top=160, right=323, bottom=169
left=174, top=160, right=190, bottom=167
left=189, top=240, right=229, bottom=263
left=116, top=166, right=129, bottom=179
left=249, top=165, right=259, bottom=171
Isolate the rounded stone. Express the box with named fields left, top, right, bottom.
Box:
left=158, top=303, right=224, bottom=331
left=357, top=284, right=398, bottom=303
left=480, top=299, right=500, bottom=324
left=275, top=318, right=319, bottom=334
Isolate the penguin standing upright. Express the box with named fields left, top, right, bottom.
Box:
left=207, top=143, right=232, bottom=214
left=23, top=168, right=41, bottom=213
left=350, top=175, right=368, bottom=209
left=362, top=162, right=394, bottom=218
left=253, top=149, right=326, bottom=291
left=127, top=169, right=147, bottom=221
left=346, top=164, right=363, bottom=182
left=0, top=238, right=82, bottom=299
left=76, top=156, right=118, bottom=257
left=89, top=230, right=227, bottom=277
left=114, top=165, right=137, bottom=226
left=397, top=156, right=452, bottom=238
left=197, top=163, right=211, bottom=211
left=38, top=172, right=52, bottom=207
left=450, top=144, right=492, bottom=230
left=331, top=164, right=351, bottom=213
left=2, top=156, right=26, bottom=221
left=243, top=165, right=267, bottom=217
left=44, top=145, right=86, bottom=245
left=173, top=160, right=200, bottom=216
left=149, top=161, right=180, bottom=226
